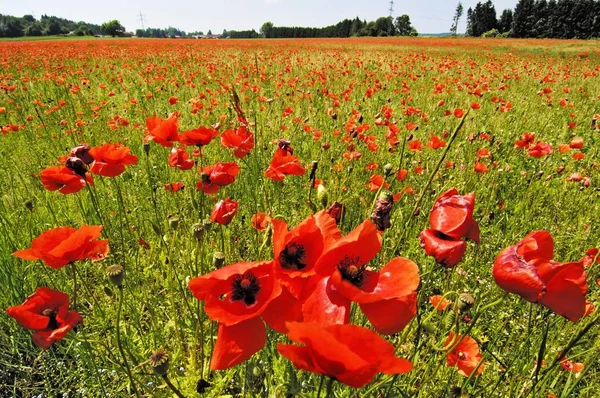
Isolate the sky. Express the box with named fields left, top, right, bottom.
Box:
left=1, top=0, right=519, bottom=34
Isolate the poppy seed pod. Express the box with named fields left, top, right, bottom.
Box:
left=383, top=163, right=394, bottom=177
left=168, top=216, right=179, bottom=230
left=457, top=293, right=475, bottom=312
left=150, top=350, right=169, bottom=376
left=106, top=264, right=124, bottom=287
left=192, top=223, right=204, bottom=241
left=213, top=252, right=225, bottom=269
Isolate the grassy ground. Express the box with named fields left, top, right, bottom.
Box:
left=0, top=37, right=599, bottom=397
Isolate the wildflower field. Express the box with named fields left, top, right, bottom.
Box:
left=1, top=37, right=600, bottom=397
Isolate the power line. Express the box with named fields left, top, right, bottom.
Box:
left=389, top=0, right=394, bottom=17
left=137, top=11, right=147, bottom=30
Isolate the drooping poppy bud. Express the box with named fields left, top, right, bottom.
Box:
left=65, top=156, right=88, bottom=178
left=326, top=202, right=345, bottom=224
left=70, top=144, right=94, bottom=165
left=371, top=191, right=394, bottom=232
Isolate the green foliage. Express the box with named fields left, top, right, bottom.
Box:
left=498, top=9, right=514, bottom=34
left=101, top=20, right=125, bottom=37
left=135, top=26, right=186, bottom=38
left=466, top=0, right=497, bottom=36
left=0, top=13, right=101, bottom=38
left=395, top=14, right=415, bottom=36
left=450, top=2, right=464, bottom=36
left=482, top=28, right=500, bottom=37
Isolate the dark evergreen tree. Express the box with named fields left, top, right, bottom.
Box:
left=497, top=9, right=513, bottom=33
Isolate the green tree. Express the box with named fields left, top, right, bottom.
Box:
left=395, top=14, right=413, bottom=36
left=101, top=20, right=125, bottom=37
left=512, top=0, right=536, bottom=37
left=497, top=9, right=513, bottom=34
left=450, top=2, right=464, bottom=36
left=374, top=16, right=395, bottom=36
left=260, top=21, right=273, bottom=38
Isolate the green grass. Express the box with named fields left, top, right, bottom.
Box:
left=0, top=37, right=599, bottom=397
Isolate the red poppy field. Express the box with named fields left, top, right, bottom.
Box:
left=1, top=37, right=599, bottom=397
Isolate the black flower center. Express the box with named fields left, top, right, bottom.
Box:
left=279, top=243, right=307, bottom=271
left=231, top=271, right=261, bottom=306
left=42, top=308, right=59, bottom=330
left=337, top=256, right=368, bottom=287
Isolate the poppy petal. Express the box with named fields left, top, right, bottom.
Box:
left=211, top=318, right=266, bottom=370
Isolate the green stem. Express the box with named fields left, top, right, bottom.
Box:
left=393, top=111, right=468, bottom=255
left=70, top=262, right=78, bottom=310
left=116, top=287, right=141, bottom=398
left=324, top=377, right=334, bottom=398
left=162, top=374, right=187, bottom=398
left=532, top=311, right=551, bottom=384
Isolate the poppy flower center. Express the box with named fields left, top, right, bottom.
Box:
left=279, top=243, right=307, bottom=271
left=338, top=256, right=367, bottom=287
left=201, top=173, right=211, bottom=183
left=458, top=351, right=466, bottom=360
left=231, top=271, right=261, bottom=306
left=42, top=308, right=59, bottom=330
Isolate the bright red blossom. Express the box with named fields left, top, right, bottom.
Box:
left=197, top=162, right=241, bottom=194
left=40, top=166, right=93, bottom=194
left=221, top=126, right=254, bottom=158
left=445, top=332, right=484, bottom=377
left=6, top=287, right=82, bottom=349
left=277, top=322, right=412, bottom=388
left=493, top=231, right=588, bottom=322
left=168, top=147, right=194, bottom=170
left=210, top=198, right=239, bottom=225
left=145, top=116, right=179, bottom=147
left=13, top=225, right=109, bottom=269
left=89, top=143, right=138, bottom=177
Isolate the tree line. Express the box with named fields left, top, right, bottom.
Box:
left=0, top=14, right=102, bottom=37
left=259, top=16, right=417, bottom=39
left=465, top=0, right=600, bottom=38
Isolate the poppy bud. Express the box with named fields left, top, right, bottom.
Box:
left=24, top=200, right=34, bottom=211
left=317, top=184, right=328, bottom=208
left=407, top=134, right=413, bottom=141
left=383, top=163, right=393, bottom=177
left=371, top=191, right=394, bottom=232
left=143, top=142, right=151, bottom=155
left=70, top=144, right=93, bottom=165
left=66, top=157, right=88, bottom=178
left=252, top=366, right=263, bottom=378
left=150, top=350, right=169, bottom=376
left=168, top=216, right=179, bottom=230
left=213, top=251, right=225, bottom=269
left=322, top=142, right=330, bottom=150
left=278, top=139, right=293, bottom=154
left=326, top=201, right=345, bottom=224
left=331, top=112, right=337, bottom=120
left=106, top=264, right=124, bottom=287
left=457, top=293, right=475, bottom=312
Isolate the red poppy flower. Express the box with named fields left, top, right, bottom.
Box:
left=445, top=332, right=484, bottom=377
left=88, top=143, right=138, bottom=177
left=264, top=150, right=306, bottom=182
left=13, top=225, right=109, bottom=269
left=164, top=182, right=185, bottom=192
left=560, top=358, right=584, bottom=375
left=167, top=147, right=194, bottom=170
left=569, top=137, right=584, bottom=149
left=210, top=198, right=239, bottom=225
left=272, top=211, right=341, bottom=299
left=493, top=231, right=588, bottom=322
left=515, top=133, right=535, bottom=149
left=179, top=126, right=219, bottom=146
left=429, top=188, right=480, bottom=242
left=39, top=166, right=93, bottom=195
left=277, top=322, right=412, bottom=388
left=197, top=162, right=241, bottom=194
left=188, top=261, right=281, bottom=369
left=420, top=230, right=467, bottom=268
left=582, top=248, right=599, bottom=267
left=221, top=126, right=254, bottom=158
left=251, top=212, right=271, bottom=231
left=528, top=141, right=553, bottom=157
left=366, top=174, right=390, bottom=192
left=430, top=295, right=451, bottom=311
left=6, top=287, right=82, bottom=349
left=144, top=116, right=179, bottom=147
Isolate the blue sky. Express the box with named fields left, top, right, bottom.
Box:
left=2, top=0, right=518, bottom=34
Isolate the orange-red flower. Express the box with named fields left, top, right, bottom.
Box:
left=210, top=198, right=239, bottom=225
left=308, top=220, right=418, bottom=334
left=6, top=287, right=82, bottom=349
left=366, top=174, right=390, bottom=191
left=13, top=225, right=109, bottom=269
left=40, top=166, right=93, bottom=194
left=277, top=322, right=412, bottom=388
left=89, top=143, right=138, bottom=177
left=197, top=162, right=241, bottom=194
left=251, top=212, right=271, bottom=231
left=179, top=126, right=219, bottom=146
left=144, top=116, right=179, bottom=147
left=167, top=147, right=194, bottom=170
left=420, top=188, right=480, bottom=268
left=221, top=126, right=254, bottom=158
left=264, top=149, right=306, bottom=182
left=164, top=182, right=185, bottom=192
left=515, top=132, right=535, bottom=149
left=188, top=261, right=281, bottom=369
left=430, top=295, right=451, bottom=311
left=528, top=141, right=553, bottom=157
left=493, top=231, right=588, bottom=322
left=445, top=332, right=484, bottom=377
